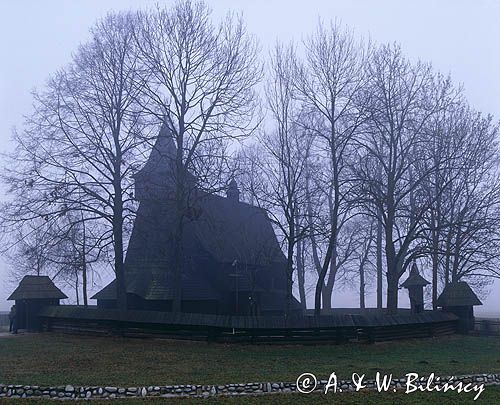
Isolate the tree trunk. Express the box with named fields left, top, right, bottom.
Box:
left=314, top=172, right=339, bottom=316
left=113, top=208, right=126, bottom=312
left=451, top=228, right=463, bottom=283
left=75, top=268, right=79, bottom=306
left=359, top=240, right=371, bottom=309
left=431, top=223, right=439, bottom=310
left=376, top=213, right=383, bottom=309
left=314, top=238, right=335, bottom=316
left=359, top=265, right=365, bottom=309
left=113, top=170, right=126, bottom=312
left=322, top=283, right=333, bottom=311
left=385, top=176, right=399, bottom=314
left=285, top=228, right=295, bottom=319
left=431, top=172, right=442, bottom=309
left=443, top=202, right=455, bottom=285
left=386, top=272, right=399, bottom=313
left=444, top=227, right=453, bottom=285
left=296, top=237, right=307, bottom=309
left=81, top=217, right=88, bottom=307
left=82, top=265, right=88, bottom=307
left=384, top=232, right=400, bottom=313
left=112, top=119, right=127, bottom=313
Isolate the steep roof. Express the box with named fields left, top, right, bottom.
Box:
left=134, top=121, right=177, bottom=179
left=401, top=263, right=430, bottom=288
left=436, top=282, right=482, bottom=307
left=133, top=121, right=196, bottom=190
left=188, top=191, right=286, bottom=265
left=132, top=123, right=285, bottom=266
left=8, top=275, right=68, bottom=300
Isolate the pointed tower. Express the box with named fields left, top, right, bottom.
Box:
left=226, top=178, right=240, bottom=202
left=133, top=122, right=178, bottom=202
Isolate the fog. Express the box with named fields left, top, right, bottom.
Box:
left=0, top=0, right=499, bottom=315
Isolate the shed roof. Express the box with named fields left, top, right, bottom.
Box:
left=8, top=275, right=68, bottom=300
left=436, top=281, right=482, bottom=307
left=401, top=263, right=430, bottom=288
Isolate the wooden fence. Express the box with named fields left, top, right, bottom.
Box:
left=474, top=317, right=500, bottom=336
left=0, top=312, right=8, bottom=331
left=39, top=306, right=459, bottom=343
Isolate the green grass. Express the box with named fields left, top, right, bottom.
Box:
left=1, top=388, right=499, bottom=404
left=0, top=333, right=499, bottom=387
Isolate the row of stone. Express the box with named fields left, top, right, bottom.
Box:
left=1, top=374, right=499, bottom=399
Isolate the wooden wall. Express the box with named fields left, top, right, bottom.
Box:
left=39, top=305, right=459, bottom=343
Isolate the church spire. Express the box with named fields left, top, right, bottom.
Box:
left=147, top=120, right=177, bottom=171
left=226, top=178, right=240, bottom=202
left=133, top=120, right=197, bottom=201
left=133, top=120, right=177, bottom=201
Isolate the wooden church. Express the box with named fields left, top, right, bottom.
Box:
left=93, top=123, right=301, bottom=316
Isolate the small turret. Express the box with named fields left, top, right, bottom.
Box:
left=401, top=262, right=430, bottom=314
left=226, top=178, right=240, bottom=202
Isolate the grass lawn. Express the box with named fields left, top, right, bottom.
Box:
left=0, top=333, right=499, bottom=388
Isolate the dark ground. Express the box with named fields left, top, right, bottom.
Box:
left=0, top=333, right=499, bottom=403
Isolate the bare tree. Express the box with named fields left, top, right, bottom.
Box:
left=2, top=210, right=105, bottom=306
left=239, top=42, right=313, bottom=316
left=354, top=44, right=451, bottom=312
left=48, top=211, right=106, bottom=306
left=425, top=106, right=500, bottom=290
left=132, top=0, right=262, bottom=312
left=352, top=215, right=376, bottom=309
left=294, top=21, right=367, bottom=315
left=264, top=43, right=312, bottom=316
left=1, top=12, right=150, bottom=311
left=3, top=220, right=56, bottom=279
left=419, top=84, right=463, bottom=308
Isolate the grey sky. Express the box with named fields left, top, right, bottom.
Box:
left=0, top=0, right=499, bottom=314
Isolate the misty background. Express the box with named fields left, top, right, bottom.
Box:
left=0, top=0, right=499, bottom=315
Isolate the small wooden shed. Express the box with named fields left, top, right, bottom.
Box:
left=7, top=275, right=67, bottom=331
left=436, top=281, right=482, bottom=332
left=401, top=263, right=430, bottom=314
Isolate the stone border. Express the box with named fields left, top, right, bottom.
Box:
left=0, top=373, right=499, bottom=399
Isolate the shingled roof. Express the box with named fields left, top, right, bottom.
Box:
left=133, top=122, right=196, bottom=192
left=92, top=271, right=220, bottom=301
left=108, top=191, right=286, bottom=302
left=187, top=192, right=286, bottom=265
left=134, top=121, right=176, bottom=178
left=436, top=281, right=482, bottom=307
left=8, top=275, right=68, bottom=300
left=401, top=263, right=430, bottom=288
